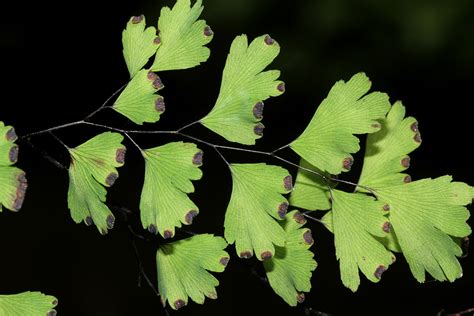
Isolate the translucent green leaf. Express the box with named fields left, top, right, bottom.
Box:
left=201, top=34, right=285, bottom=145
left=113, top=69, right=165, bottom=125
left=0, top=122, right=27, bottom=212
left=358, top=101, right=421, bottom=188
left=140, top=142, right=203, bottom=239
left=289, top=159, right=332, bottom=211
left=67, top=132, right=126, bottom=234
left=331, top=190, right=394, bottom=292
left=224, top=163, right=293, bottom=260
left=151, top=0, right=213, bottom=72
left=0, top=291, right=58, bottom=316
left=122, top=15, right=160, bottom=78
left=290, top=73, right=390, bottom=174
left=264, top=210, right=317, bottom=306
left=156, top=234, right=229, bottom=310
left=376, top=176, right=472, bottom=282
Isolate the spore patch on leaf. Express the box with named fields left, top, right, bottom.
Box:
left=9, top=145, right=19, bottom=163
left=6, top=127, right=17, bottom=141
left=296, top=293, right=305, bottom=304
left=264, top=35, right=275, bottom=45
left=254, top=123, right=265, bottom=136
left=131, top=15, right=144, bottom=24
left=163, top=230, right=173, bottom=239
left=185, top=210, right=198, bottom=224
left=47, top=310, right=57, bottom=316
left=106, top=173, right=118, bottom=186
left=203, top=25, right=213, bottom=36
left=414, top=133, right=422, bottom=143
left=278, top=202, right=288, bottom=218
left=85, top=216, right=93, bottom=226
left=192, top=151, right=203, bottom=166
left=293, top=211, right=307, bottom=224
left=253, top=101, right=264, bottom=119
left=404, top=175, right=412, bottom=183
left=174, top=299, right=186, bottom=310
left=219, top=257, right=230, bottom=266
left=342, top=157, right=353, bottom=170
left=155, top=97, right=165, bottom=112
left=106, top=215, right=115, bottom=230
left=261, top=251, right=273, bottom=260
left=382, top=222, right=391, bottom=233
left=283, top=175, right=293, bottom=191
left=147, top=71, right=158, bottom=81
left=411, top=122, right=419, bottom=132
left=148, top=224, right=157, bottom=234
left=153, top=78, right=164, bottom=90
left=240, top=251, right=253, bottom=259
left=382, top=204, right=390, bottom=211
left=116, top=148, right=126, bottom=164
left=303, top=230, right=314, bottom=245
left=154, top=37, right=161, bottom=45
left=401, top=157, right=410, bottom=168
left=374, top=265, right=387, bottom=279
left=12, top=173, right=27, bottom=211
left=277, top=82, right=285, bottom=92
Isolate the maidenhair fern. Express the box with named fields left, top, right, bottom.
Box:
left=1, top=0, right=472, bottom=313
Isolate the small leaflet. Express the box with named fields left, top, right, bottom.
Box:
left=67, top=132, right=126, bottom=234
left=331, top=190, right=394, bottom=292
left=0, top=121, right=27, bottom=212
left=290, top=73, right=390, bottom=175
left=122, top=14, right=160, bottom=78
left=224, top=163, right=292, bottom=260
left=201, top=35, right=285, bottom=145
left=0, top=291, right=58, bottom=316
left=140, top=142, right=203, bottom=239
left=156, top=234, right=229, bottom=310
left=113, top=69, right=165, bottom=125
left=151, top=0, right=213, bottom=72
left=264, top=210, right=317, bottom=306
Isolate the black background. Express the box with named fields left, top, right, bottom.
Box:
left=1, top=0, right=473, bottom=315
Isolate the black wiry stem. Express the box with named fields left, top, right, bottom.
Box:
left=22, top=119, right=371, bottom=193
left=49, top=132, right=70, bottom=151
left=176, top=120, right=200, bottom=132
left=302, top=211, right=327, bottom=226
left=23, top=138, right=67, bottom=170
left=84, top=82, right=129, bottom=120
left=21, top=120, right=85, bottom=138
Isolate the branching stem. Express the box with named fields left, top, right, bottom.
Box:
left=21, top=119, right=371, bottom=192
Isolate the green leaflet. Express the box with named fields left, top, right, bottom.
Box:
left=113, top=69, right=165, bottom=125
left=156, top=234, right=229, bottom=310
left=151, top=0, right=213, bottom=72
left=201, top=34, right=285, bottom=145
left=0, top=291, right=58, bottom=316
left=290, top=73, right=390, bottom=175
left=356, top=101, right=473, bottom=281
left=289, top=159, right=332, bottom=211
left=140, top=142, right=203, bottom=239
left=122, top=15, right=160, bottom=78
left=358, top=101, right=421, bottom=188
left=264, top=210, right=317, bottom=306
left=67, top=132, right=126, bottom=234
left=224, top=163, right=292, bottom=260
left=376, top=176, right=472, bottom=282
left=332, top=190, right=394, bottom=292
left=0, top=122, right=27, bottom=212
